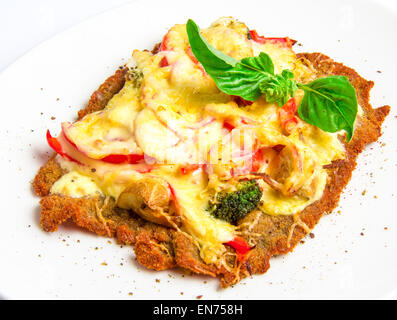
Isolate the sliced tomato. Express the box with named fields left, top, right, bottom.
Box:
left=47, top=127, right=148, bottom=167
left=61, top=123, right=146, bottom=164
left=46, top=130, right=80, bottom=164
left=100, top=153, right=145, bottom=164
left=225, top=236, right=252, bottom=262
left=278, top=98, right=299, bottom=135
left=249, top=30, right=296, bottom=47
left=46, top=130, right=63, bottom=154
left=60, top=123, right=78, bottom=149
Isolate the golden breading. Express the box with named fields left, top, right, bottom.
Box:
left=32, top=52, right=390, bottom=288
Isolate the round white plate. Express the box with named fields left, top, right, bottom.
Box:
left=0, top=0, right=396, bottom=299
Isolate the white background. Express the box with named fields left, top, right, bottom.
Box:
left=1, top=0, right=397, bottom=72
left=0, top=0, right=132, bottom=72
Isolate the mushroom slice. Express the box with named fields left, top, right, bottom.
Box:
left=117, top=177, right=180, bottom=228
left=252, top=144, right=311, bottom=197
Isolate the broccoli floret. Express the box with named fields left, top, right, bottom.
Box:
left=208, top=180, right=262, bottom=224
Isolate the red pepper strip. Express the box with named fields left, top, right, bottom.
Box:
left=232, top=95, right=253, bottom=106
left=61, top=124, right=78, bottom=149
left=180, top=164, right=201, bottom=175
left=225, top=236, right=252, bottom=262
left=223, top=120, right=235, bottom=131
left=167, top=183, right=182, bottom=213
left=249, top=30, right=296, bottom=47
left=61, top=122, right=146, bottom=164
left=159, top=56, right=169, bottom=67
left=272, top=144, right=285, bottom=153
left=49, top=128, right=146, bottom=165
left=158, top=33, right=170, bottom=67
left=251, top=148, right=263, bottom=172
left=278, top=98, right=299, bottom=135
left=186, top=45, right=206, bottom=74
left=186, top=45, right=199, bottom=64
left=160, top=33, right=169, bottom=51
left=282, top=97, right=298, bottom=114
left=46, top=130, right=80, bottom=164
left=100, top=153, right=145, bottom=164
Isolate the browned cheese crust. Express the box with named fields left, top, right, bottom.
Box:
left=32, top=52, right=390, bottom=287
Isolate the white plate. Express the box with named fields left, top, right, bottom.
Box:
left=0, top=0, right=396, bottom=300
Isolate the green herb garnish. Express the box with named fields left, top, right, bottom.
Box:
left=186, top=19, right=357, bottom=141
left=208, top=180, right=262, bottom=224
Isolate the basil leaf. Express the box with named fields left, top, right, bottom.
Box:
left=186, top=19, right=358, bottom=140
left=217, top=53, right=276, bottom=101
left=186, top=19, right=238, bottom=70
left=297, top=76, right=357, bottom=141
left=259, top=69, right=297, bottom=106
left=186, top=19, right=294, bottom=102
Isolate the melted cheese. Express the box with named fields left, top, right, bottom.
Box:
left=51, top=171, right=102, bottom=198
left=50, top=17, right=346, bottom=264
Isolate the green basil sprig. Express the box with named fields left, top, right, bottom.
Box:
left=297, top=77, right=357, bottom=141
left=186, top=19, right=357, bottom=141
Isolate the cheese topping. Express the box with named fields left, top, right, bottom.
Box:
left=51, top=171, right=103, bottom=198
left=50, top=17, right=346, bottom=263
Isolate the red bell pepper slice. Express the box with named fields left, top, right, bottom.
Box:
left=159, top=56, right=169, bottom=67
left=160, top=33, right=169, bottom=51
left=46, top=130, right=80, bottom=164
left=100, top=153, right=145, bottom=164
left=225, top=236, right=252, bottom=262
left=223, top=120, right=235, bottom=131
left=186, top=45, right=206, bottom=74
left=47, top=129, right=146, bottom=165
left=186, top=45, right=199, bottom=65
left=251, top=148, right=263, bottom=172
left=180, top=164, right=201, bottom=175
left=278, top=98, right=299, bottom=135
left=167, top=182, right=182, bottom=213
left=249, top=30, right=296, bottom=47
left=158, top=33, right=170, bottom=67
